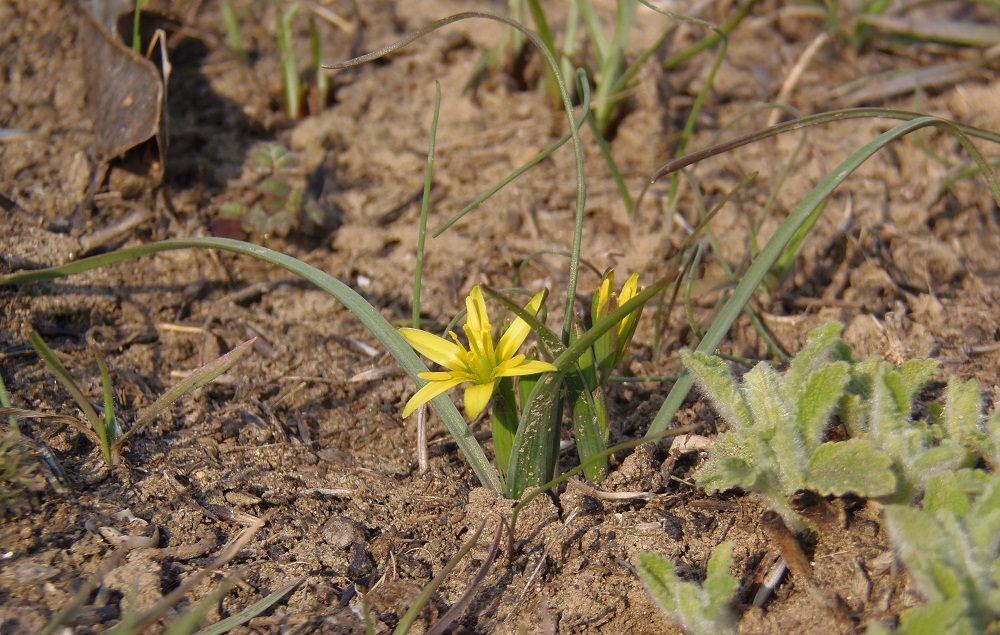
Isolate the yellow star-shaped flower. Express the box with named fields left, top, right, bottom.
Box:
left=399, top=286, right=557, bottom=420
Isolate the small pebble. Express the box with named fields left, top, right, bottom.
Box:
left=322, top=516, right=361, bottom=549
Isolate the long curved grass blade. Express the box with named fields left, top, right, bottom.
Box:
left=393, top=519, right=487, bottom=635
left=647, top=116, right=1000, bottom=436
left=645, top=108, right=1000, bottom=187
left=192, top=576, right=304, bottom=635
left=0, top=237, right=501, bottom=492
left=117, top=337, right=256, bottom=452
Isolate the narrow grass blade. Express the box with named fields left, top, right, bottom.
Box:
left=277, top=4, right=301, bottom=118
left=118, top=337, right=256, bottom=452
left=648, top=116, right=1000, bottom=435
left=28, top=332, right=105, bottom=450
left=163, top=575, right=239, bottom=635
left=0, top=238, right=501, bottom=492
left=193, top=576, right=304, bottom=635
left=95, top=351, right=117, bottom=464
left=393, top=520, right=488, bottom=635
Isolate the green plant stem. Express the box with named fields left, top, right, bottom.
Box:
left=414, top=82, right=441, bottom=327
left=661, top=0, right=759, bottom=70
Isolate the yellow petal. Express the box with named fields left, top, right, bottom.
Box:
left=495, top=358, right=558, bottom=378
left=418, top=371, right=466, bottom=381
left=402, top=376, right=466, bottom=418
left=619, top=273, right=640, bottom=304
left=400, top=328, right=463, bottom=368
left=465, top=286, right=491, bottom=335
left=464, top=381, right=497, bottom=420
left=496, top=290, right=546, bottom=362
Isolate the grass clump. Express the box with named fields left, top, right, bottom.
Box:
left=9, top=332, right=254, bottom=467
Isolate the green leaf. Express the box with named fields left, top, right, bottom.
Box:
left=681, top=351, right=753, bottom=433
left=703, top=542, right=738, bottom=613
left=806, top=439, right=895, bottom=497
left=490, top=377, right=519, bottom=481
left=795, top=361, right=850, bottom=453
left=636, top=546, right=738, bottom=635
left=923, top=472, right=971, bottom=518
left=694, top=433, right=758, bottom=494
left=783, top=321, right=844, bottom=397
left=743, top=363, right=808, bottom=489
left=943, top=377, right=995, bottom=467
left=163, top=576, right=238, bottom=635
left=193, top=577, right=303, bottom=635
left=28, top=332, right=105, bottom=449
left=507, top=373, right=564, bottom=498
left=894, top=597, right=971, bottom=635
left=568, top=372, right=609, bottom=483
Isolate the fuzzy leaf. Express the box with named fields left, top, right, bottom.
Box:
left=681, top=351, right=753, bottom=433
left=806, top=438, right=896, bottom=497
left=795, top=361, right=850, bottom=453
left=943, top=378, right=986, bottom=446
left=784, top=321, right=843, bottom=397
left=907, top=440, right=973, bottom=483
left=743, top=363, right=808, bottom=489
left=922, top=471, right=971, bottom=518
left=893, top=597, right=971, bottom=635
left=891, top=359, right=941, bottom=419
left=637, top=547, right=738, bottom=635
left=703, top=542, right=739, bottom=614
left=694, top=433, right=758, bottom=494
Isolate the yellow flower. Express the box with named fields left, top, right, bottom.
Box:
left=399, top=286, right=557, bottom=420
left=592, top=271, right=643, bottom=380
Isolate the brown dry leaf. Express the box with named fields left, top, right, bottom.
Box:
left=80, top=2, right=167, bottom=196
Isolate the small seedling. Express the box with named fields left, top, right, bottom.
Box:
left=684, top=322, right=896, bottom=530
left=840, top=356, right=974, bottom=503
left=213, top=143, right=324, bottom=239
left=637, top=542, right=739, bottom=635
left=869, top=470, right=1000, bottom=635
left=18, top=332, right=254, bottom=467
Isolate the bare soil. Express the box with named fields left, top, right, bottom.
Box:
left=2, top=0, right=999, bottom=633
